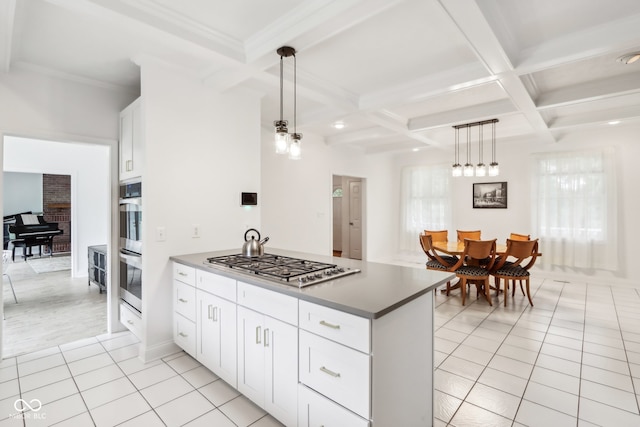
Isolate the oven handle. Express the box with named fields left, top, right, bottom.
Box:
left=119, top=250, right=142, bottom=268
left=119, top=197, right=142, bottom=206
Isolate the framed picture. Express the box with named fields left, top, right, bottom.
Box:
left=473, top=182, right=507, bottom=209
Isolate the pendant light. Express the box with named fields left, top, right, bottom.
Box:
left=452, top=127, right=462, bottom=177
left=274, top=46, right=302, bottom=159
left=489, top=119, right=499, bottom=176
left=476, top=123, right=486, bottom=177
left=463, top=126, right=474, bottom=177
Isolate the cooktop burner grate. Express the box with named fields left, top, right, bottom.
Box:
left=204, top=253, right=359, bottom=287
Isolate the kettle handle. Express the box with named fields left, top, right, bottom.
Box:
left=244, top=228, right=260, bottom=242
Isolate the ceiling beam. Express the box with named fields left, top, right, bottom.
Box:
left=408, top=99, right=516, bottom=131
left=536, top=75, right=640, bottom=109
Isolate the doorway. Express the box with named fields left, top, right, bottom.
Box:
left=1, top=135, right=111, bottom=358
left=332, top=175, right=365, bottom=260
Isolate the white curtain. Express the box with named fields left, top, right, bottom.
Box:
left=531, top=147, right=618, bottom=270
left=399, top=164, right=452, bottom=255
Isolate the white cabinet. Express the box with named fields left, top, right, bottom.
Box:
left=237, top=282, right=298, bottom=427
left=119, top=98, right=142, bottom=181
left=173, top=264, right=196, bottom=358
left=298, top=385, right=369, bottom=427
left=197, top=288, right=237, bottom=387
left=119, top=302, right=142, bottom=339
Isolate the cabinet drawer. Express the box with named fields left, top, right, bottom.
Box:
left=197, top=270, right=236, bottom=302
left=120, top=303, right=142, bottom=338
left=174, top=314, right=196, bottom=357
left=173, top=263, right=196, bottom=286
left=237, top=281, right=297, bottom=325
left=299, top=300, right=370, bottom=353
left=299, top=330, right=370, bottom=419
left=299, top=385, right=369, bottom=427
left=174, top=280, right=196, bottom=321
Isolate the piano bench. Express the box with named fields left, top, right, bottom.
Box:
left=9, top=238, right=53, bottom=261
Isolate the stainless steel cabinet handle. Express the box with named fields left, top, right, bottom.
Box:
left=178, top=271, right=188, bottom=276
left=256, top=326, right=262, bottom=344
left=264, top=328, right=269, bottom=347
left=178, top=332, right=188, bottom=338
left=207, top=304, right=213, bottom=320
left=126, top=160, right=133, bottom=171
left=319, top=320, right=341, bottom=330
left=319, top=366, right=341, bottom=378
left=127, top=320, right=134, bottom=325
left=212, top=306, right=218, bottom=322
left=178, top=298, right=188, bottom=303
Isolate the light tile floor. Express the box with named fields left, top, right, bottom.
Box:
left=434, top=276, right=640, bottom=426
left=2, top=277, right=640, bottom=426
left=0, top=332, right=284, bottom=427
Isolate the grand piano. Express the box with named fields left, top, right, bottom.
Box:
left=7, top=213, right=63, bottom=261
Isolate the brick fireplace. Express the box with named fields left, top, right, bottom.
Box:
left=43, top=174, right=71, bottom=253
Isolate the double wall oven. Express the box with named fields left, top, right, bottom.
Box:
left=119, top=181, right=142, bottom=313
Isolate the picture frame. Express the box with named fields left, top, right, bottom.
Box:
left=473, top=182, right=507, bottom=209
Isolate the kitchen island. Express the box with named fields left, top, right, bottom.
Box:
left=171, top=248, right=453, bottom=427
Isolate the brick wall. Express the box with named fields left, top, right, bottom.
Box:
left=42, top=174, right=71, bottom=253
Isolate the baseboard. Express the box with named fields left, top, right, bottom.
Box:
left=139, top=339, right=181, bottom=363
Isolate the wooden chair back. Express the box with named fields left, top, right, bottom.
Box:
left=424, top=230, right=448, bottom=242
left=462, top=239, right=497, bottom=270
left=509, top=232, right=530, bottom=241
left=457, top=229, right=481, bottom=242
left=494, top=239, right=539, bottom=271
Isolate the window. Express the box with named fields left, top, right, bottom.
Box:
left=532, top=148, right=617, bottom=270
left=399, top=164, right=452, bottom=254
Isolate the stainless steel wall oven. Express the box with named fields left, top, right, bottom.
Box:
left=119, top=181, right=142, bottom=312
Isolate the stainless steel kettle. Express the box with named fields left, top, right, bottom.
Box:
left=242, top=228, right=269, bottom=257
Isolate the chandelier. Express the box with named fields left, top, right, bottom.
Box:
left=274, top=46, right=302, bottom=160
left=452, top=119, right=499, bottom=177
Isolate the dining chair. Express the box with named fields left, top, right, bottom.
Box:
left=509, top=232, right=530, bottom=241
left=452, top=239, right=497, bottom=306
left=456, top=230, right=481, bottom=242
left=424, top=230, right=448, bottom=243
left=419, top=234, right=458, bottom=295
left=491, top=239, right=539, bottom=306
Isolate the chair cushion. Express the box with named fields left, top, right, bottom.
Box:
left=455, top=265, right=489, bottom=277
left=426, top=256, right=458, bottom=270
left=495, top=265, right=529, bottom=277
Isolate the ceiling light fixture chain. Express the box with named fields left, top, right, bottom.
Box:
left=452, top=118, right=499, bottom=177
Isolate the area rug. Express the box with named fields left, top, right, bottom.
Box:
left=27, top=255, right=71, bottom=274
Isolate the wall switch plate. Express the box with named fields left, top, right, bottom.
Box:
left=192, top=224, right=200, bottom=238
left=156, top=226, right=166, bottom=241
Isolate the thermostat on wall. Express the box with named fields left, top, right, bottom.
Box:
left=241, top=192, right=258, bottom=206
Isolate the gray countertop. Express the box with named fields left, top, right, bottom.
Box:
left=170, top=248, right=454, bottom=319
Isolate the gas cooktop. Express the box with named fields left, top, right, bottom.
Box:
left=204, top=253, right=360, bottom=287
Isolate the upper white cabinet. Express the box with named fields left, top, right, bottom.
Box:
left=119, top=97, right=142, bottom=181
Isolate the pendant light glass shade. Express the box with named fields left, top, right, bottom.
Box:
left=274, top=120, right=289, bottom=154
left=452, top=118, right=499, bottom=177
left=489, top=162, right=499, bottom=176
left=288, top=133, right=302, bottom=160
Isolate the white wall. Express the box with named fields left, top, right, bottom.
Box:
left=391, top=122, right=640, bottom=285
left=3, top=172, right=43, bottom=215
left=4, top=136, right=109, bottom=277
left=139, top=59, right=261, bottom=361
left=260, top=130, right=395, bottom=262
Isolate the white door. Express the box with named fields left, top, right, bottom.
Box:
left=348, top=180, right=362, bottom=260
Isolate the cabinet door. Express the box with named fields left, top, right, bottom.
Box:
left=119, top=106, right=133, bottom=178
left=237, top=306, right=265, bottom=407
left=264, top=316, right=298, bottom=427
left=198, top=290, right=237, bottom=387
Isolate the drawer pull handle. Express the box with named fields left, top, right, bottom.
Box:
left=319, top=366, right=341, bottom=378
left=319, top=320, right=340, bottom=330
left=178, top=332, right=188, bottom=338
left=178, top=298, right=188, bottom=303
left=178, top=271, right=188, bottom=276
left=127, top=320, right=134, bottom=325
